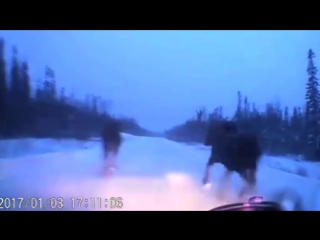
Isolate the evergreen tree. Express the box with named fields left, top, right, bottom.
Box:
left=9, top=46, right=20, bottom=100
left=305, top=49, right=320, bottom=160
left=0, top=38, right=148, bottom=139
left=20, top=61, right=32, bottom=135
left=8, top=46, right=22, bottom=136
left=0, top=38, right=7, bottom=136
left=20, top=61, right=31, bottom=104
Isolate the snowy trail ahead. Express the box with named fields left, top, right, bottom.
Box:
left=1, top=134, right=320, bottom=210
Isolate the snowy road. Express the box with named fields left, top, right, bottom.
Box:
left=1, top=134, right=320, bottom=210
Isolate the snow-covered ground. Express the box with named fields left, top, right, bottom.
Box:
left=1, top=133, right=320, bottom=210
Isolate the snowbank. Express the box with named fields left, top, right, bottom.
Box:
left=261, top=156, right=320, bottom=180
left=0, top=138, right=99, bottom=159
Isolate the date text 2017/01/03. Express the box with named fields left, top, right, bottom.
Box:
left=70, top=197, right=123, bottom=209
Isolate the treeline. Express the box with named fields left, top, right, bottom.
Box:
left=165, top=49, right=320, bottom=161
left=0, top=38, right=150, bottom=140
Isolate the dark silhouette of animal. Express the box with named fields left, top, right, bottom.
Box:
left=203, top=120, right=262, bottom=197
left=101, top=118, right=122, bottom=172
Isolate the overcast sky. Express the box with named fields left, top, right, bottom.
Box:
left=0, top=30, right=319, bottom=132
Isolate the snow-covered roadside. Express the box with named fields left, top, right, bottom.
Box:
left=187, top=142, right=320, bottom=181
left=0, top=138, right=98, bottom=159
left=1, top=134, right=320, bottom=210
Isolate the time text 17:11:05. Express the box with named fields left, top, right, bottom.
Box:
left=70, top=197, right=123, bottom=209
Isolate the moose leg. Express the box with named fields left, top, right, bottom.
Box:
left=203, top=153, right=219, bottom=186
left=102, top=144, right=118, bottom=175
left=216, top=170, right=232, bottom=200
left=239, top=168, right=257, bottom=197
left=202, top=162, right=212, bottom=186
left=239, top=170, right=249, bottom=197
left=107, top=144, right=119, bottom=169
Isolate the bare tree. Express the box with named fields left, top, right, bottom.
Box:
left=196, top=107, right=206, bottom=122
